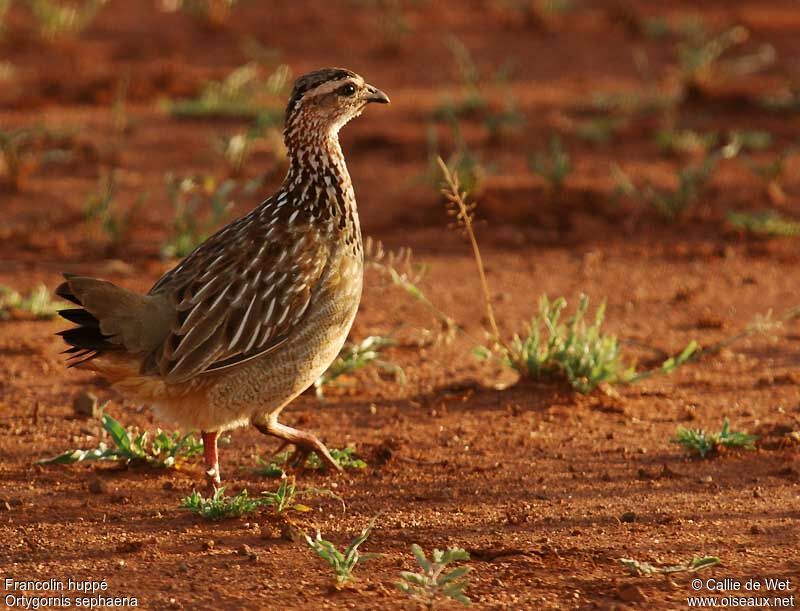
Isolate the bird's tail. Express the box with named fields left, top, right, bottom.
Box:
left=55, top=273, right=164, bottom=367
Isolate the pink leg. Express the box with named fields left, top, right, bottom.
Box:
left=202, top=431, right=220, bottom=493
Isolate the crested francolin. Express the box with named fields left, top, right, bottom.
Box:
left=56, top=68, right=389, bottom=490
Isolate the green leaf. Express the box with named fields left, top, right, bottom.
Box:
left=102, top=414, right=132, bottom=455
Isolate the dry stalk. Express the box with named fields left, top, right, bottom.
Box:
left=436, top=156, right=501, bottom=348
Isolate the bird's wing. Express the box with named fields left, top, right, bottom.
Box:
left=144, top=204, right=330, bottom=384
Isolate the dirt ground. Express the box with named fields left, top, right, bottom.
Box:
left=1, top=1, right=799, bottom=609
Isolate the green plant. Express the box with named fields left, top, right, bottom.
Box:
left=438, top=158, right=698, bottom=393
left=172, top=0, right=240, bottom=27
left=40, top=413, right=204, bottom=467
left=674, top=419, right=757, bottom=458
left=364, top=237, right=459, bottom=344
left=27, top=0, right=108, bottom=41
left=574, top=116, right=625, bottom=145
left=0, top=127, right=41, bottom=191
left=303, top=518, right=380, bottom=588
left=315, top=336, right=404, bottom=398
left=678, top=24, right=775, bottom=93
left=655, top=129, right=718, bottom=156
left=260, top=475, right=313, bottom=514
left=620, top=556, right=720, bottom=576
left=161, top=174, right=235, bottom=259
left=0, top=284, right=65, bottom=320
left=740, top=146, right=795, bottom=205
left=84, top=171, right=144, bottom=247
left=529, top=136, right=572, bottom=191
left=182, top=476, right=334, bottom=520
left=0, top=0, right=10, bottom=34
left=434, top=36, right=523, bottom=139
left=166, top=63, right=290, bottom=119
left=182, top=487, right=261, bottom=520
left=483, top=295, right=634, bottom=393
left=396, top=544, right=472, bottom=608
left=613, top=151, right=719, bottom=219
left=214, top=111, right=286, bottom=175
left=256, top=447, right=367, bottom=477
left=727, top=210, right=800, bottom=238
left=424, top=121, right=490, bottom=197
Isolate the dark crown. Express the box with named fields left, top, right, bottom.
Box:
left=285, top=67, right=357, bottom=119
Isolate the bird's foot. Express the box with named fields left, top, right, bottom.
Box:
left=204, top=468, right=221, bottom=497
left=255, top=419, right=343, bottom=473
left=202, top=430, right=222, bottom=495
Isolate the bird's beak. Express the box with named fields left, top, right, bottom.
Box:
left=365, top=84, right=390, bottom=104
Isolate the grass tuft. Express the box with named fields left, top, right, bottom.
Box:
left=315, top=336, right=404, bottom=399
left=166, top=63, right=290, bottom=119
left=28, top=0, right=108, bottom=41
left=182, top=487, right=260, bottom=520
left=304, top=518, right=381, bottom=588
left=478, top=294, right=634, bottom=393
left=39, top=413, right=203, bottom=468
left=0, top=284, right=65, bottom=320
left=161, top=174, right=235, bottom=259
left=256, top=447, right=367, bottom=478
left=673, top=419, right=757, bottom=458
left=727, top=210, right=800, bottom=237
left=529, top=135, right=572, bottom=192
left=396, top=544, right=472, bottom=607
left=620, top=556, right=720, bottom=576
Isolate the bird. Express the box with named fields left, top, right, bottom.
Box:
left=55, top=68, right=390, bottom=492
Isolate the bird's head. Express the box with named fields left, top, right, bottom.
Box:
left=284, top=68, right=389, bottom=148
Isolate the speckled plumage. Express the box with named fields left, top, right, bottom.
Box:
left=55, top=68, right=390, bottom=487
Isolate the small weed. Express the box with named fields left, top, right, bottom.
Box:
left=166, top=63, right=290, bottom=119
left=84, top=171, right=145, bottom=248
left=478, top=295, right=635, bottom=393
left=620, top=556, right=720, bottom=576
left=365, top=237, right=459, bottom=344
left=256, top=447, right=367, bottom=477
left=727, top=210, right=800, bottom=238
left=529, top=136, right=572, bottom=191
left=613, top=151, right=719, bottom=219
left=0, top=127, right=41, bottom=191
left=0, top=0, right=10, bottom=34
left=214, top=111, right=286, bottom=176
left=259, top=475, right=314, bottom=514
left=574, top=116, right=625, bottom=146
left=40, top=412, right=204, bottom=467
left=674, top=419, right=757, bottom=458
left=506, top=0, right=575, bottom=29
left=740, top=146, right=795, bottom=205
left=438, top=158, right=698, bottom=393
left=182, top=487, right=261, bottom=520
left=434, top=36, right=523, bottom=140
left=315, top=336, right=404, bottom=399
left=169, top=0, right=240, bottom=27
left=161, top=174, right=235, bottom=259
left=183, top=476, right=335, bottom=521
left=27, top=0, right=108, bottom=41
left=304, top=518, right=381, bottom=588
left=396, top=544, right=472, bottom=608
left=678, top=24, right=775, bottom=94
left=424, top=121, right=490, bottom=197
left=0, top=284, right=65, bottom=320
left=655, top=129, right=718, bottom=156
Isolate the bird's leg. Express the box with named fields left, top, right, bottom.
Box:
left=252, top=415, right=342, bottom=472
left=201, top=430, right=221, bottom=494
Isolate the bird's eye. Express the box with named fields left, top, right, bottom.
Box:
left=339, top=83, right=357, bottom=97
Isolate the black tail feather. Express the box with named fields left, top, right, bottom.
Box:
left=58, top=308, right=99, bottom=326
left=55, top=274, right=120, bottom=364
left=55, top=280, right=82, bottom=306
